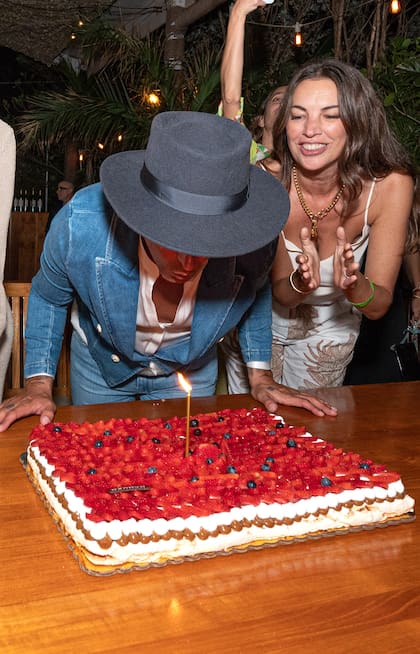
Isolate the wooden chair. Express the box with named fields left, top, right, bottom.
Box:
left=4, top=282, right=72, bottom=404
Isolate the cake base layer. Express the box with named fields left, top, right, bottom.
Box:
left=26, top=460, right=415, bottom=576
left=24, top=407, right=416, bottom=575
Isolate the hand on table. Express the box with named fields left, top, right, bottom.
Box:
left=247, top=369, right=338, bottom=417
left=0, top=376, right=56, bottom=432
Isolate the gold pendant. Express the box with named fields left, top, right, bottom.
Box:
left=310, top=218, right=318, bottom=240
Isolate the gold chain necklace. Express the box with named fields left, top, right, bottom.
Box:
left=292, top=166, right=345, bottom=240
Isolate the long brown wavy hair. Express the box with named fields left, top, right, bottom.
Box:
left=271, top=59, right=417, bottom=211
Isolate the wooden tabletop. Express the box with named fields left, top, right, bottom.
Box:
left=1, top=382, right=419, bottom=654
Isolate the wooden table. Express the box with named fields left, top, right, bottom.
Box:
left=1, top=382, right=419, bottom=653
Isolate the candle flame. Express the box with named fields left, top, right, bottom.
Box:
left=177, top=372, right=192, bottom=394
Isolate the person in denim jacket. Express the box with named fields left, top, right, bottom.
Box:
left=0, top=112, right=336, bottom=430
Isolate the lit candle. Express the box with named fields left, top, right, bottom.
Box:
left=177, top=373, right=192, bottom=457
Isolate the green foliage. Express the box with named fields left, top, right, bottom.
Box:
left=13, top=27, right=222, bottom=183
left=5, top=2, right=419, bottom=190
left=370, top=37, right=420, bottom=165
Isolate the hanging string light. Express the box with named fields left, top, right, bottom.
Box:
left=248, top=0, right=403, bottom=46
left=389, top=0, right=401, bottom=14
left=294, top=23, right=303, bottom=47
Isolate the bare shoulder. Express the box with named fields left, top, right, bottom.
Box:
left=368, top=172, right=413, bottom=231
left=374, top=171, right=414, bottom=196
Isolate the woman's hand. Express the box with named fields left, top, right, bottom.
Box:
left=333, top=225, right=360, bottom=289
left=0, top=376, right=56, bottom=432
left=294, top=226, right=321, bottom=293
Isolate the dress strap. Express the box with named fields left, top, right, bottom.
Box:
left=364, top=178, right=376, bottom=225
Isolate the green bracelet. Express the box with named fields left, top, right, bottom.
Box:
left=351, top=279, right=376, bottom=308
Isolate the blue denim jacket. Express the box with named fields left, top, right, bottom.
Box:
left=25, top=183, right=277, bottom=387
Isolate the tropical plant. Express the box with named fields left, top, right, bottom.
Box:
left=14, top=25, right=222, bottom=186
left=370, top=36, right=420, bottom=165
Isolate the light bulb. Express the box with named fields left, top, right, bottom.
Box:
left=294, top=23, right=303, bottom=47
left=147, top=92, right=160, bottom=106
left=390, top=0, right=401, bottom=14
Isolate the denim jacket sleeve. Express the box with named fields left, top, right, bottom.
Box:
left=237, top=277, right=273, bottom=364
left=24, top=203, right=75, bottom=378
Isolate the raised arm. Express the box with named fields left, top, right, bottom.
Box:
left=221, top=0, right=265, bottom=120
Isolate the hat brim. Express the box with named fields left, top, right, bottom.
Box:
left=100, top=151, right=290, bottom=257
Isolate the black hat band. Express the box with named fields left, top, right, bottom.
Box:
left=140, top=164, right=248, bottom=216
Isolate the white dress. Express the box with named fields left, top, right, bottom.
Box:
left=221, top=180, right=375, bottom=391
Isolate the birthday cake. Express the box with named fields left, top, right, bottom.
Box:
left=25, top=408, right=415, bottom=575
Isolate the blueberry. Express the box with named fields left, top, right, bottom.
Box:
left=103, top=429, right=112, bottom=436
left=87, top=468, right=96, bottom=475
left=320, top=476, right=332, bottom=487
left=190, top=476, right=199, bottom=482
left=223, top=433, right=232, bottom=440
left=147, top=466, right=157, bottom=474
left=164, top=422, right=172, bottom=429
left=265, top=456, right=275, bottom=463
left=247, top=480, right=257, bottom=489
left=152, top=437, right=161, bottom=444
left=359, top=462, right=370, bottom=470
left=52, top=426, right=62, bottom=432
left=276, top=421, right=285, bottom=429
left=217, top=416, right=225, bottom=422
left=94, top=439, right=103, bottom=448
left=212, top=442, right=220, bottom=448
left=126, top=436, right=134, bottom=443
left=194, top=428, right=202, bottom=436
left=261, top=463, right=270, bottom=471
left=268, top=430, right=276, bottom=436
left=227, top=465, right=237, bottom=474
left=286, top=439, right=296, bottom=448
left=190, top=419, right=199, bottom=427
left=206, top=458, right=214, bottom=464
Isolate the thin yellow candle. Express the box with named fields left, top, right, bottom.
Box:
left=177, top=373, right=192, bottom=456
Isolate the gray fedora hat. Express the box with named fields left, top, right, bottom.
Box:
left=100, top=111, right=290, bottom=257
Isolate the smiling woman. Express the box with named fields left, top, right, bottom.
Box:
left=220, top=55, right=416, bottom=393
